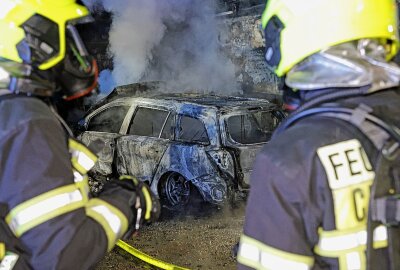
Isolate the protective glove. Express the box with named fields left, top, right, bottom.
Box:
left=115, top=175, right=161, bottom=239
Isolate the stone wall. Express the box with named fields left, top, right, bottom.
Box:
left=218, top=14, right=281, bottom=100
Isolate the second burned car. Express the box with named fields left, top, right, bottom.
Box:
left=78, top=85, right=284, bottom=208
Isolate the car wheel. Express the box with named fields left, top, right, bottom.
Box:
left=160, top=172, right=191, bottom=208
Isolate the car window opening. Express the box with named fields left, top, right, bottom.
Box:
left=129, top=107, right=170, bottom=138
left=87, top=105, right=130, bottom=133
left=178, top=116, right=209, bottom=144
left=226, top=111, right=277, bottom=144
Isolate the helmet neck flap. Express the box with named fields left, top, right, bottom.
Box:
left=286, top=40, right=400, bottom=93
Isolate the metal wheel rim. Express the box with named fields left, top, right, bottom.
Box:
left=165, top=173, right=190, bottom=206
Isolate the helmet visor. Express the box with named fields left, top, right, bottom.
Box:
left=66, top=24, right=91, bottom=72
left=56, top=22, right=98, bottom=100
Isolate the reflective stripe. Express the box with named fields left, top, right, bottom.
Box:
left=75, top=151, right=95, bottom=171
left=373, top=225, right=387, bottom=242
left=316, top=226, right=388, bottom=254
left=71, top=153, right=95, bottom=174
left=91, top=205, right=122, bottom=234
left=318, top=230, right=367, bottom=251
left=142, top=186, right=152, bottom=220
left=315, top=226, right=388, bottom=269
left=68, top=139, right=95, bottom=204
left=73, top=170, right=85, bottom=183
left=0, top=252, right=18, bottom=270
left=69, top=139, right=97, bottom=174
left=6, top=185, right=85, bottom=237
left=346, top=252, right=361, bottom=270
left=72, top=169, right=90, bottom=203
left=86, top=198, right=128, bottom=251
left=238, top=234, right=314, bottom=270
left=3, top=139, right=99, bottom=239
left=0, top=243, right=4, bottom=260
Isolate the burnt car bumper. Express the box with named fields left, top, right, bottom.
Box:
left=190, top=173, right=227, bottom=204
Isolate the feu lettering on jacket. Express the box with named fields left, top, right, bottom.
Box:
left=317, top=139, right=375, bottom=229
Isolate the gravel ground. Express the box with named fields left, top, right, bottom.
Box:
left=95, top=203, right=246, bottom=270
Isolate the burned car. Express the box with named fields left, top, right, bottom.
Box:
left=78, top=89, right=284, bottom=208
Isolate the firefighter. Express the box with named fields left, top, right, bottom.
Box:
left=0, top=0, right=159, bottom=269
left=238, top=0, right=400, bottom=269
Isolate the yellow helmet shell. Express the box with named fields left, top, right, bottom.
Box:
left=262, top=0, right=400, bottom=76
left=0, top=0, right=90, bottom=70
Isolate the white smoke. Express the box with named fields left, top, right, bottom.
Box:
left=83, top=0, right=240, bottom=95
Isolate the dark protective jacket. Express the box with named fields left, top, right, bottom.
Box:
left=0, top=94, right=134, bottom=269
left=237, top=88, right=400, bottom=270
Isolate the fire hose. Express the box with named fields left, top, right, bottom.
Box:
left=116, top=240, right=190, bottom=270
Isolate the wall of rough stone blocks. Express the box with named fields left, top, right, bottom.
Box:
left=220, top=5, right=400, bottom=101
left=219, top=14, right=282, bottom=100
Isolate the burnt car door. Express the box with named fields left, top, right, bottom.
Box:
left=155, top=114, right=230, bottom=205
left=220, top=109, right=282, bottom=189
left=166, top=114, right=212, bottom=178
left=79, top=103, right=131, bottom=176
left=116, top=106, right=174, bottom=182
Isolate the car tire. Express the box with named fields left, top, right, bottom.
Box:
left=159, top=172, right=191, bottom=209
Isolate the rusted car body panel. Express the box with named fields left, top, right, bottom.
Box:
left=79, top=92, right=283, bottom=205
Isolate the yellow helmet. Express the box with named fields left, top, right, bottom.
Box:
left=0, top=0, right=98, bottom=99
left=261, top=0, right=400, bottom=77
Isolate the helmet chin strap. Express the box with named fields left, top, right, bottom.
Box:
left=286, top=40, right=400, bottom=93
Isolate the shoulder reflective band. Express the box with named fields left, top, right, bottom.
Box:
left=69, top=138, right=96, bottom=201
left=6, top=184, right=85, bottom=237
left=237, top=234, right=314, bottom=270
left=0, top=252, right=18, bottom=270
left=69, top=139, right=97, bottom=175
left=86, top=198, right=128, bottom=251
left=315, top=225, right=388, bottom=257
